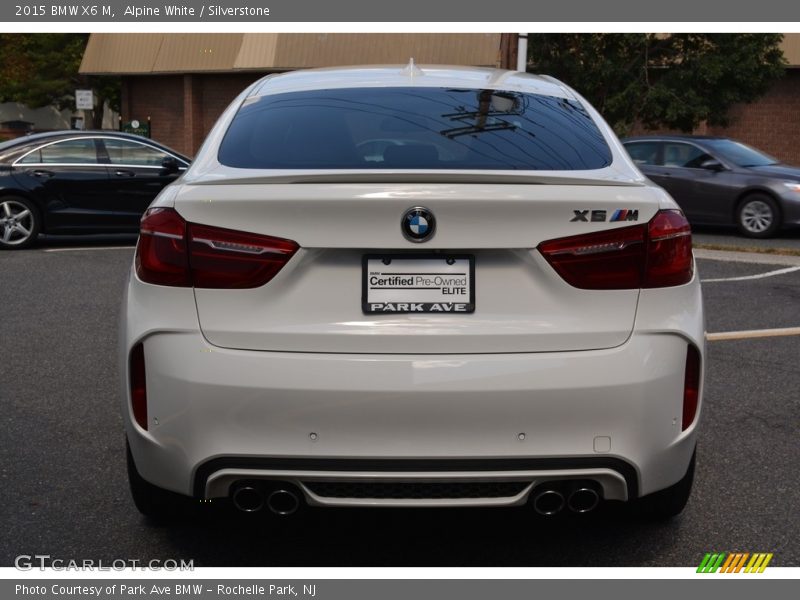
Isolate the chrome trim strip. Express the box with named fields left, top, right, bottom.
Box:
left=12, top=135, right=189, bottom=168
left=13, top=163, right=186, bottom=170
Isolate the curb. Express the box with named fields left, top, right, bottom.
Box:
left=694, top=242, right=800, bottom=258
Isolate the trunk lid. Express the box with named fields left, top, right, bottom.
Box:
left=175, top=181, right=659, bottom=354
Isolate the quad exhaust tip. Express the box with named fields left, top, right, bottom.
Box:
left=266, top=489, right=300, bottom=516
left=231, top=483, right=301, bottom=515
left=567, top=486, right=600, bottom=514
left=231, top=485, right=264, bottom=513
left=532, top=489, right=566, bottom=515
left=532, top=481, right=602, bottom=515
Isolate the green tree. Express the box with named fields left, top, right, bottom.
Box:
left=0, top=33, right=120, bottom=129
left=527, top=34, right=786, bottom=135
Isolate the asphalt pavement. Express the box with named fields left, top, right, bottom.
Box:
left=1, top=233, right=798, bottom=567
left=693, top=224, right=800, bottom=252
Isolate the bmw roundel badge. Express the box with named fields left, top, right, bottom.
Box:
left=402, top=206, right=436, bottom=243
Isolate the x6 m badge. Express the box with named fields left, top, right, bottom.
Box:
left=571, top=209, right=639, bottom=223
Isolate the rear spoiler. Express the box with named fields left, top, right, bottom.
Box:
left=188, top=170, right=646, bottom=187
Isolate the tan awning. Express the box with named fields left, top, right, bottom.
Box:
left=780, top=34, right=800, bottom=67
left=79, top=33, right=165, bottom=74
left=80, top=33, right=502, bottom=74
left=239, top=33, right=503, bottom=70
left=153, top=33, right=244, bottom=73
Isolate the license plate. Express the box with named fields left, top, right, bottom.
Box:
left=362, top=254, right=475, bottom=314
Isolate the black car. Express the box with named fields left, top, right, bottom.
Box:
left=622, top=135, right=800, bottom=238
left=0, top=131, right=190, bottom=249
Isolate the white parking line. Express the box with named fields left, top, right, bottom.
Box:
left=43, top=246, right=136, bottom=253
left=701, top=265, right=800, bottom=283
left=706, top=327, right=800, bottom=341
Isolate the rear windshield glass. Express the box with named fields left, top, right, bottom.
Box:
left=218, top=87, right=612, bottom=170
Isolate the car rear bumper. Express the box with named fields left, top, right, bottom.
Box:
left=122, top=328, right=702, bottom=505
left=200, top=460, right=634, bottom=507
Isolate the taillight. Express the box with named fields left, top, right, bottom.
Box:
left=136, top=207, right=190, bottom=287
left=537, top=224, right=645, bottom=289
left=136, top=208, right=299, bottom=289
left=538, top=209, right=692, bottom=289
left=129, top=342, right=148, bottom=430
left=643, top=210, right=693, bottom=288
left=189, top=224, right=299, bottom=289
left=682, top=344, right=701, bottom=430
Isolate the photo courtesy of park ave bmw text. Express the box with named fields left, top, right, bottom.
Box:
left=0, top=0, right=799, bottom=596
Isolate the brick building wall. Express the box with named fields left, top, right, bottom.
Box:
left=632, top=69, right=800, bottom=165
left=121, top=72, right=264, bottom=156
left=121, top=76, right=183, bottom=152
left=706, top=69, right=800, bottom=165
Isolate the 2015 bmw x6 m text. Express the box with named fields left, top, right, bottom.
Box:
left=121, top=65, right=704, bottom=521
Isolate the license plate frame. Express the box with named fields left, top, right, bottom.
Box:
left=362, top=254, right=475, bottom=314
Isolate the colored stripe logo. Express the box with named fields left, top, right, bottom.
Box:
left=609, top=209, right=639, bottom=222
left=697, top=552, right=773, bottom=573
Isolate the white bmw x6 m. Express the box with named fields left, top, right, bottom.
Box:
left=121, top=65, right=704, bottom=520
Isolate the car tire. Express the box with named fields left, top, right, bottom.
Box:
left=126, top=440, right=189, bottom=522
left=0, top=196, right=40, bottom=250
left=737, top=194, right=781, bottom=238
left=637, top=449, right=696, bottom=520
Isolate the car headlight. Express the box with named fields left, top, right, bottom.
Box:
left=783, top=182, right=800, bottom=193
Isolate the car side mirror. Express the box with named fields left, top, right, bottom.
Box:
left=161, top=156, right=180, bottom=173
left=700, top=159, right=725, bottom=172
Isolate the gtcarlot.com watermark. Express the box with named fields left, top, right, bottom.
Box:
left=15, top=554, right=194, bottom=571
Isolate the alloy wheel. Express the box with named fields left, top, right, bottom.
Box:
left=740, top=200, right=774, bottom=234
left=0, top=200, right=35, bottom=246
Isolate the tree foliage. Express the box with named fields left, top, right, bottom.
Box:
left=527, top=34, right=786, bottom=135
left=0, top=34, right=120, bottom=128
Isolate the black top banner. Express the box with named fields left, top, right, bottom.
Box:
left=3, top=0, right=800, bottom=22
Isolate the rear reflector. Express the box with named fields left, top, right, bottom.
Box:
left=682, top=344, right=701, bottom=431
left=136, top=208, right=299, bottom=289
left=129, top=342, right=148, bottom=430
left=538, top=209, right=693, bottom=289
